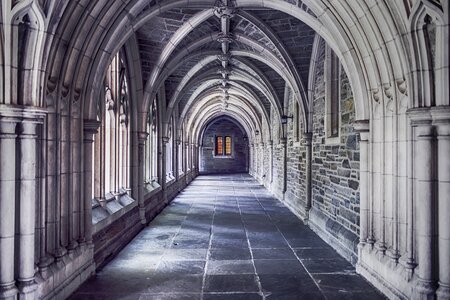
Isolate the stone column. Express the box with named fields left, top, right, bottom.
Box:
left=161, top=137, right=168, bottom=193
left=0, top=115, right=18, bottom=300
left=194, top=143, right=199, bottom=174
left=432, top=108, right=450, bottom=300
left=281, top=137, right=287, bottom=194
left=83, top=120, right=100, bottom=246
left=184, top=142, right=189, bottom=173
left=354, top=120, right=370, bottom=250
left=259, top=142, right=264, bottom=181
left=303, top=132, right=313, bottom=217
left=175, top=140, right=181, bottom=180
left=268, top=140, right=273, bottom=186
left=410, top=109, right=436, bottom=299
left=138, top=132, right=148, bottom=225
left=17, top=120, right=42, bottom=299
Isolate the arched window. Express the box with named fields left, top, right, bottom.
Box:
left=145, top=97, right=159, bottom=184
left=215, top=136, right=232, bottom=156
left=325, top=45, right=340, bottom=142
left=92, top=52, right=131, bottom=200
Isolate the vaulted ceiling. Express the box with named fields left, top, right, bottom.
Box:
left=134, top=2, right=317, bottom=141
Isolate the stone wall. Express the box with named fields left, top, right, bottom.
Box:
left=285, top=90, right=308, bottom=218
left=200, top=118, right=248, bottom=174
left=259, top=41, right=361, bottom=263
left=308, top=43, right=360, bottom=263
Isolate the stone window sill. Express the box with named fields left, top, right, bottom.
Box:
left=92, top=190, right=137, bottom=234
left=144, top=180, right=161, bottom=198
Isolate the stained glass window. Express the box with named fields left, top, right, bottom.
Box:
left=215, top=136, right=232, bottom=156
left=225, top=136, right=232, bottom=155
left=216, top=136, right=223, bottom=155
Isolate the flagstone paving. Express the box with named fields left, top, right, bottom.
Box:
left=70, top=174, right=385, bottom=300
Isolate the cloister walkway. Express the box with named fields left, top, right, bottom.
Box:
left=70, top=174, right=384, bottom=299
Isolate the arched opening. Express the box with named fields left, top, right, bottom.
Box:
left=199, top=116, right=249, bottom=174
left=0, top=1, right=448, bottom=299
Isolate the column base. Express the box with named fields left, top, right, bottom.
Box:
left=414, top=278, right=437, bottom=300
left=139, top=207, right=147, bottom=225
left=437, top=283, right=450, bottom=300
left=375, top=241, right=387, bottom=255
left=17, top=279, right=37, bottom=300
left=386, top=249, right=400, bottom=268
left=38, top=255, right=54, bottom=278
left=0, top=283, right=18, bottom=300
left=68, top=240, right=79, bottom=253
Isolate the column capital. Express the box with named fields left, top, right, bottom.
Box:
left=407, top=107, right=432, bottom=127
left=0, top=104, right=46, bottom=123
left=83, top=119, right=101, bottom=134
left=280, top=137, right=287, bottom=146
left=267, top=140, right=273, bottom=146
left=83, top=119, right=100, bottom=143
left=431, top=106, right=450, bottom=136
left=162, top=136, right=170, bottom=144
left=138, top=131, right=149, bottom=143
left=354, top=120, right=370, bottom=141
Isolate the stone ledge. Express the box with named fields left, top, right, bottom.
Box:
left=36, top=247, right=95, bottom=300
left=356, top=253, right=412, bottom=300
left=309, top=206, right=358, bottom=265
left=93, top=195, right=138, bottom=234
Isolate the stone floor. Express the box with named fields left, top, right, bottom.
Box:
left=70, top=174, right=385, bottom=300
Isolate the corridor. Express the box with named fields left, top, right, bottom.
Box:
left=70, top=175, right=383, bottom=300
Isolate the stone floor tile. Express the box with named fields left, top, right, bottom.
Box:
left=155, top=260, right=205, bottom=275
left=301, top=257, right=355, bottom=274
left=204, top=275, right=260, bottom=292
left=210, top=238, right=248, bottom=249
left=254, top=259, right=307, bottom=275
left=293, top=247, right=338, bottom=260
left=146, top=274, right=203, bottom=293
left=162, top=248, right=207, bottom=261
left=206, top=260, right=255, bottom=275
left=209, top=248, right=252, bottom=260
left=251, top=248, right=297, bottom=260
left=203, top=293, right=262, bottom=300
left=70, top=175, right=383, bottom=300
left=139, top=294, right=201, bottom=300
left=258, top=274, right=319, bottom=294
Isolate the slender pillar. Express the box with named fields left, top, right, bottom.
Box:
left=354, top=120, right=370, bottom=251
left=433, top=109, right=450, bottom=300
left=410, top=110, right=436, bottom=299
left=175, top=140, right=180, bottom=180
left=161, top=137, right=168, bottom=193
left=259, top=142, right=264, bottom=181
left=0, top=116, right=18, bottom=300
left=83, top=120, right=100, bottom=246
left=281, top=137, right=287, bottom=194
left=68, top=115, right=80, bottom=252
left=17, top=120, right=41, bottom=299
left=268, top=140, right=273, bottom=186
left=303, top=132, right=313, bottom=218
left=138, top=132, right=148, bottom=225
left=185, top=142, right=189, bottom=173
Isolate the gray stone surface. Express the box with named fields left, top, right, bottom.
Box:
left=70, top=175, right=383, bottom=300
